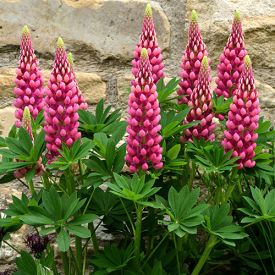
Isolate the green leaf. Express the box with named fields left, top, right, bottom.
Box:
left=67, top=225, right=91, bottom=238
left=20, top=213, right=53, bottom=226
left=68, top=214, right=97, bottom=226
left=16, top=251, right=37, bottom=274
left=166, top=144, right=181, bottom=160
left=56, top=229, right=70, bottom=252
left=160, top=186, right=207, bottom=238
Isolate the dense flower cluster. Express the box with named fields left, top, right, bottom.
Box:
left=177, top=10, right=209, bottom=105
left=183, top=56, right=215, bottom=141
left=44, top=38, right=81, bottom=162
left=132, top=3, right=164, bottom=84
left=222, top=55, right=260, bottom=169
left=67, top=52, right=88, bottom=111
left=14, top=26, right=44, bottom=127
left=215, top=11, right=247, bottom=99
left=126, top=48, right=163, bottom=172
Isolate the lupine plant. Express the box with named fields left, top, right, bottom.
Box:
left=215, top=11, right=247, bottom=99
left=0, top=7, right=275, bottom=275
left=177, top=10, right=209, bottom=105
left=132, top=3, right=165, bottom=84
left=14, top=26, right=44, bottom=128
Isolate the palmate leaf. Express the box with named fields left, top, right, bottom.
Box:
left=157, top=77, right=180, bottom=106
left=78, top=99, right=125, bottom=137
left=0, top=127, right=46, bottom=175
left=48, top=138, right=94, bottom=170
left=108, top=173, right=160, bottom=203
left=204, top=204, right=248, bottom=246
left=187, top=138, right=238, bottom=174
left=158, top=186, right=208, bottom=238
left=89, top=131, right=126, bottom=175
left=93, top=243, right=134, bottom=273
left=256, top=117, right=275, bottom=144
left=8, top=186, right=96, bottom=252
left=239, top=187, right=275, bottom=224
left=212, top=93, right=233, bottom=115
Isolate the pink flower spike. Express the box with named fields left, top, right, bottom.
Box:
left=177, top=10, right=209, bottom=105
left=215, top=11, right=247, bottom=99
left=222, top=55, right=260, bottom=169
left=14, top=26, right=44, bottom=127
left=67, top=52, right=88, bottom=110
left=131, top=3, right=165, bottom=84
left=126, top=48, right=163, bottom=172
left=44, top=38, right=81, bottom=162
left=183, top=56, right=215, bottom=141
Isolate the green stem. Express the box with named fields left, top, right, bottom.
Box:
left=78, top=160, right=84, bottom=186
left=89, top=222, right=99, bottom=254
left=82, top=219, right=102, bottom=252
left=83, top=188, right=95, bottom=215
left=28, top=179, right=35, bottom=196
left=173, top=233, right=181, bottom=275
left=69, top=247, right=81, bottom=274
left=142, top=231, right=169, bottom=269
left=75, top=236, right=83, bottom=272
left=120, top=198, right=135, bottom=234
left=65, top=168, right=75, bottom=194
left=82, top=245, right=87, bottom=275
left=42, top=172, right=51, bottom=190
left=134, top=204, right=143, bottom=265
left=191, top=235, right=218, bottom=275
left=61, top=252, right=70, bottom=275
left=189, top=161, right=196, bottom=190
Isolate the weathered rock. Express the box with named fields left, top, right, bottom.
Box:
left=186, top=0, right=275, bottom=88
left=0, top=106, right=15, bottom=137
left=256, top=80, right=275, bottom=124
left=117, top=73, right=132, bottom=102
left=0, top=68, right=106, bottom=105
left=0, top=0, right=170, bottom=62
left=0, top=68, right=14, bottom=99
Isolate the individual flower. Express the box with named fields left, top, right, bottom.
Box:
left=14, top=25, right=44, bottom=128
left=67, top=52, right=88, bottom=110
left=131, top=3, right=164, bottom=84
left=177, top=10, right=209, bottom=105
left=222, top=55, right=260, bottom=169
left=183, top=56, right=215, bottom=141
left=215, top=11, right=247, bottom=99
left=44, top=38, right=81, bottom=162
left=126, top=48, right=163, bottom=172
left=13, top=107, right=45, bottom=178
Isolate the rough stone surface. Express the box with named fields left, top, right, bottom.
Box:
left=0, top=0, right=170, bottom=62
left=0, top=106, right=15, bottom=136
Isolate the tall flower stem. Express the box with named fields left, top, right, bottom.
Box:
left=191, top=235, right=218, bottom=275
left=28, top=179, right=35, bottom=196
left=134, top=204, right=143, bottom=265
left=75, top=236, right=83, bottom=272
left=61, top=252, right=70, bottom=275
left=173, top=233, right=181, bottom=275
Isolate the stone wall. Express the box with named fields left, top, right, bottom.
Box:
left=0, top=0, right=275, bottom=133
